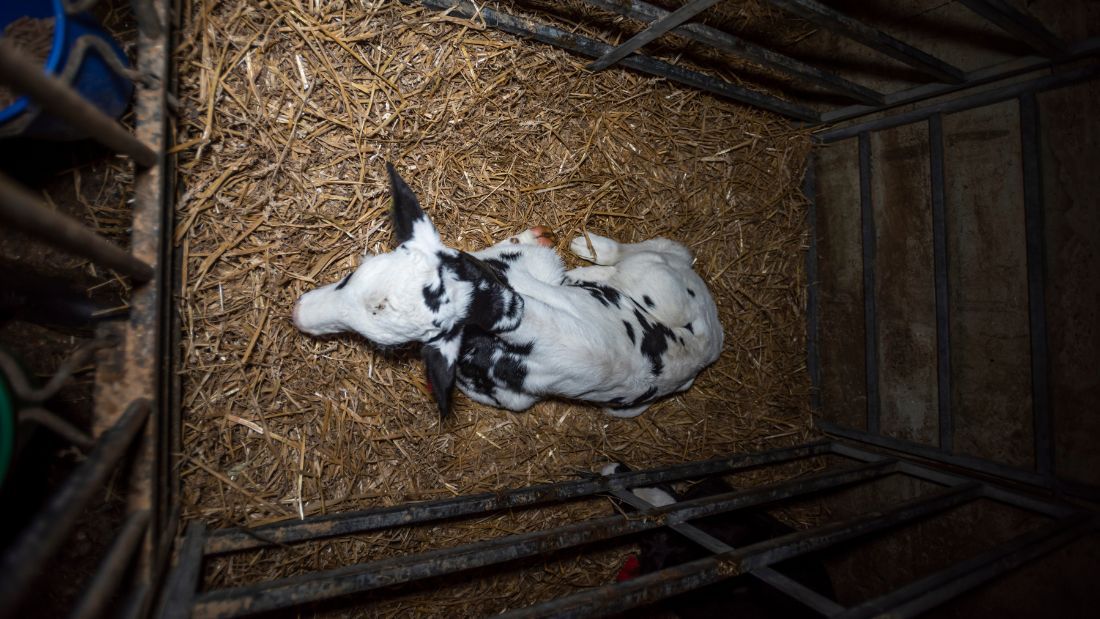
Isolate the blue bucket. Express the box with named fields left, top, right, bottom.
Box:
left=0, top=0, right=134, bottom=140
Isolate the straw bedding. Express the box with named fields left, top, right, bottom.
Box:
left=175, top=0, right=816, bottom=605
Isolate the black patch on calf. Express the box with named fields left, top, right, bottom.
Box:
left=632, top=308, right=675, bottom=377
left=643, top=295, right=655, bottom=308
left=457, top=327, right=533, bottom=400
left=422, top=280, right=445, bottom=312
left=607, top=386, right=658, bottom=411
left=334, top=273, right=353, bottom=290
left=483, top=258, right=511, bottom=276
left=683, top=322, right=694, bottom=334
left=570, top=281, right=622, bottom=308
left=492, top=341, right=533, bottom=392
left=498, top=251, right=521, bottom=262
left=422, top=343, right=456, bottom=418
left=686, top=288, right=696, bottom=297
left=628, top=386, right=659, bottom=407
left=622, top=320, right=636, bottom=345
left=443, top=252, right=524, bottom=333
left=387, top=163, right=427, bottom=245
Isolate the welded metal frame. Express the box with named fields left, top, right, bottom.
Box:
left=155, top=440, right=1095, bottom=618
left=808, top=63, right=1100, bottom=502
left=0, top=0, right=175, bottom=617
left=412, top=0, right=1099, bottom=125
left=146, top=3, right=1094, bottom=617
left=0, top=0, right=1091, bottom=616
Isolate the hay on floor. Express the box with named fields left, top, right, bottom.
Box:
left=174, top=0, right=816, bottom=604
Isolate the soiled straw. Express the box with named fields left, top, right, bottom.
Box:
left=174, top=0, right=818, bottom=611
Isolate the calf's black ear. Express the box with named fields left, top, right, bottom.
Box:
left=421, top=342, right=457, bottom=418
left=386, top=162, right=425, bottom=246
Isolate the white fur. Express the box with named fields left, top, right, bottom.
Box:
left=465, top=233, right=722, bottom=416
left=294, top=199, right=722, bottom=418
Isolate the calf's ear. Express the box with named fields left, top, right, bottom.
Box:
left=386, top=163, right=442, bottom=251
left=421, top=338, right=459, bottom=418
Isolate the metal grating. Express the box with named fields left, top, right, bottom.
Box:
left=0, top=1, right=1094, bottom=617
left=156, top=440, right=1097, bottom=618
left=808, top=64, right=1100, bottom=500
left=408, top=0, right=1100, bottom=125
left=0, top=1, right=175, bottom=617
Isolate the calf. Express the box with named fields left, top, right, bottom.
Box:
left=293, top=164, right=723, bottom=418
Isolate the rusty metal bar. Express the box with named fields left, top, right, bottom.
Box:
left=859, top=131, right=881, bottom=435
left=155, top=522, right=208, bottom=619
left=112, top=0, right=174, bottom=614
left=610, top=488, right=845, bottom=616
left=1019, top=92, right=1053, bottom=479
left=0, top=399, right=151, bottom=615
left=836, top=513, right=1096, bottom=619
left=412, top=0, right=820, bottom=122
left=804, top=155, right=823, bottom=412
left=580, top=0, right=884, bottom=105
left=0, top=172, right=155, bottom=282
left=0, top=41, right=156, bottom=167
left=828, top=438, right=1085, bottom=515
left=502, top=483, right=982, bottom=618
left=929, top=113, right=953, bottom=453
left=204, top=441, right=832, bottom=555
left=818, top=63, right=1100, bottom=142
left=587, top=0, right=722, bottom=71
left=69, top=510, right=152, bottom=619
left=191, top=460, right=891, bottom=618
left=821, top=37, right=1100, bottom=125
left=958, top=0, right=1066, bottom=57
left=761, top=0, right=965, bottom=83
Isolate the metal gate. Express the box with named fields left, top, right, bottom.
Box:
left=157, top=1, right=1099, bottom=617
left=1, top=1, right=1097, bottom=617
left=0, top=1, right=174, bottom=617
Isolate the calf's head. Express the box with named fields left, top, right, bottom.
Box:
left=293, top=164, right=523, bottom=417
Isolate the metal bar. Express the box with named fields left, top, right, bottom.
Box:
left=828, top=441, right=1077, bottom=518
left=611, top=489, right=845, bottom=617
left=818, top=63, right=1100, bottom=142
left=205, top=441, right=832, bottom=555
left=821, top=420, right=1046, bottom=484
left=837, top=513, right=1095, bottom=619
left=814, top=419, right=1086, bottom=496
left=0, top=172, right=155, bottom=282
left=119, top=584, right=152, bottom=619
left=155, top=522, right=208, bottom=619
left=821, top=37, right=1100, bottom=125
left=69, top=510, right=152, bottom=619
left=581, top=0, right=884, bottom=105
left=1019, top=92, right=1053, bottom=479
left=0, top=399, right=151, bottom=615
left=0, top=41, right=156, bottom=167
left=192, top=461, right=891, bottom=618
left=502, top=483, right=981, bottom=619
left=588, top=0, right=722, bottom=71
left=413, top=0, right=820, bottom=122
left=111, top=0, right=173, bottom=610
left=958, top=0, right=1066, bottom=57
left=859, top=132, right=880, bottom=434
left=762, top=0, right=965, bottom=83
left=929, top=114, right=953, bottom=453
left=804, top=155, right=823, bottom=413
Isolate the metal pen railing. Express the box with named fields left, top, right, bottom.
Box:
left=408, top=0, right=1099, bottom=126
left=155, top=440, right=1096, bottom=619
left=0, top=1, right=173, bottom=617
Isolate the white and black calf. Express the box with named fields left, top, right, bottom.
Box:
left=293, top=164, right=723, bottom=418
